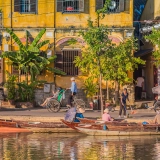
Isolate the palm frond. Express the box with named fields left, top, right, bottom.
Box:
left=37, top=40, right=49, bottom=49
left=30, top=28, right=46, bottom=48
left=6, top=28, right=26, bottom=51
left=46, top=67, right=66, bottom=75
left=28, top=46, right=39, bottom=53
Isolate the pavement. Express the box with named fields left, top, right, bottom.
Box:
left=0, top=107, right=157, bottom=123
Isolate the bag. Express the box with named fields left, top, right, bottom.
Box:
left=142, top=121, right=149, bottom=125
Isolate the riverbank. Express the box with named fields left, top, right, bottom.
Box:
left=0, top=108, right=156, bottom=133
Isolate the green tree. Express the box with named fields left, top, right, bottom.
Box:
left=4, top=71, right=17, bottom=100
left=75, top=23, right=114, bottom=115
left=75, top=0, right=145, bottom=114
left=103, top=38, right=145, bottom=103
left=145, top=29, right=160, bottom=66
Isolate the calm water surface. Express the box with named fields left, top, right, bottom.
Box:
left=0, top=133, right=160, bottom=160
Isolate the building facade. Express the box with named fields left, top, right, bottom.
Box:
left=135, top=0, right=160, bottom=99
left=0, top=0, right=134, bottom=104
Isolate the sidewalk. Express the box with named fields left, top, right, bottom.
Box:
left=0, top=107, right=156, bottom=122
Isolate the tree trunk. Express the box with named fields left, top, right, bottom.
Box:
left=97, top=56, right=103, bottom=116
left=106, top=80, right=109, bottom=100
left=18, top=68, right=21, bottom=82
left=26, top=72, right=28, bottom=85
left=99, top=73, right=103, bottom=116
left=115, top=80, right=119, bottom=105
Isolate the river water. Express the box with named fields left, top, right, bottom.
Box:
left=0, top=133, right=160, bottom=160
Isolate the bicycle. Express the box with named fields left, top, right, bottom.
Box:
left=45, top=89, right=86, bottom=112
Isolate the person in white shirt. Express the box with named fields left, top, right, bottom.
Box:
left=135, top=76, right=144, bottom=100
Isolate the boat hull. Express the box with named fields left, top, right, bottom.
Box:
left=60, top=119, right=79, bottom=130
left=76, top=127, right=160, bottom=136
left=0, top=119, right=18, bottom=128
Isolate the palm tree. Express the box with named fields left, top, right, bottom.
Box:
left=1, top=28, right=65, bottom=83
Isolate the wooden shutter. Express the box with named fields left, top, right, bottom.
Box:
left=57, top=0, right=63, bottom=12
left=30, top=0, right=37, bottom=13
left=119, top=0, right=125, bottom=12
left=79, top=0, right=84, bottom=12
left=124, top=0, right=130, bottom=13
left=55, top=51, right=63, bottom=70
left=14, top=0, right=20, bottom=12
left=95, top=0, right=104, bottom=11
left=84, top=0, right=89, bottom=13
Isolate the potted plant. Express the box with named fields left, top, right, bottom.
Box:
left=83, top=78, right=98, bottom=109
left=4, top=71, right=17, bottom=105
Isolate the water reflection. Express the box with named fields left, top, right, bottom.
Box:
left=0, top=133, right=160, bottom=160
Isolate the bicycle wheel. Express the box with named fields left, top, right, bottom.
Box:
left=47, top=99, right=61, bottom=112
left=74, top=99, right=85, bottom=109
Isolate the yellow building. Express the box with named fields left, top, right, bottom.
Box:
left=0, top=0, right=134, bottom=90
left=134, top=0, right=160, bottom=99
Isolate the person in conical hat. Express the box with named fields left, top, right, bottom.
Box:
left=102, top=108, right=113, bottom=122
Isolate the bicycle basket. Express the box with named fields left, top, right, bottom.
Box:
left=152, top=86, right=160, bottom=94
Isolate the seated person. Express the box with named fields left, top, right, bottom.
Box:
left=148, top=95, right=160, bottom=112
left=74, top=106, right=85, bottom=122
left=65, top=105, right=76, bottom=122
left=102, top=108, right=113, bottom=122
left=41, top=87, right=62, bottom=107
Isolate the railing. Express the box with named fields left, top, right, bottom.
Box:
left=62, top=0, right=80, bottom=13
left=63, top=50, right=79, bottom=76
left=108, top=0, right=121, bottom=13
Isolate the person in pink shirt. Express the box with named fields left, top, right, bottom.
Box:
left=102, top=108, right=113, bottom=122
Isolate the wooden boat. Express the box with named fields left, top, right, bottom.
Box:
left=76, top=127, right=160, bottom=136
left=61, top=118, right=128, bottom=131
left=0, top=119, right=31, bottom=133
left=0, top=127, right=31, bottom=133
left=77, top=118, right=96, bottom=123
left=12, top=119, right=67, bottom=128
left=60, top=119, right=79, bottom=130
left=0, top=119, right=18, bottom=128
left=78, top=118, right=124, bottom=124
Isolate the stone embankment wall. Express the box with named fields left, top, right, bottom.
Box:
left=34, top=85, right=88, bottom=107
left=34, top=83, right=135, bottom=107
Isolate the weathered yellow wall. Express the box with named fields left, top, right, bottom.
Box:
left=154, top=0, right=160, bottom=18
left=0, top=0, right=134, bottom=88
left=1, top=0, right=133, bottom=28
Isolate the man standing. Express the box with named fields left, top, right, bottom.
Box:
left=67, top=77, right=77, bottom=107
left=135, top=76, right=144, bottom=100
